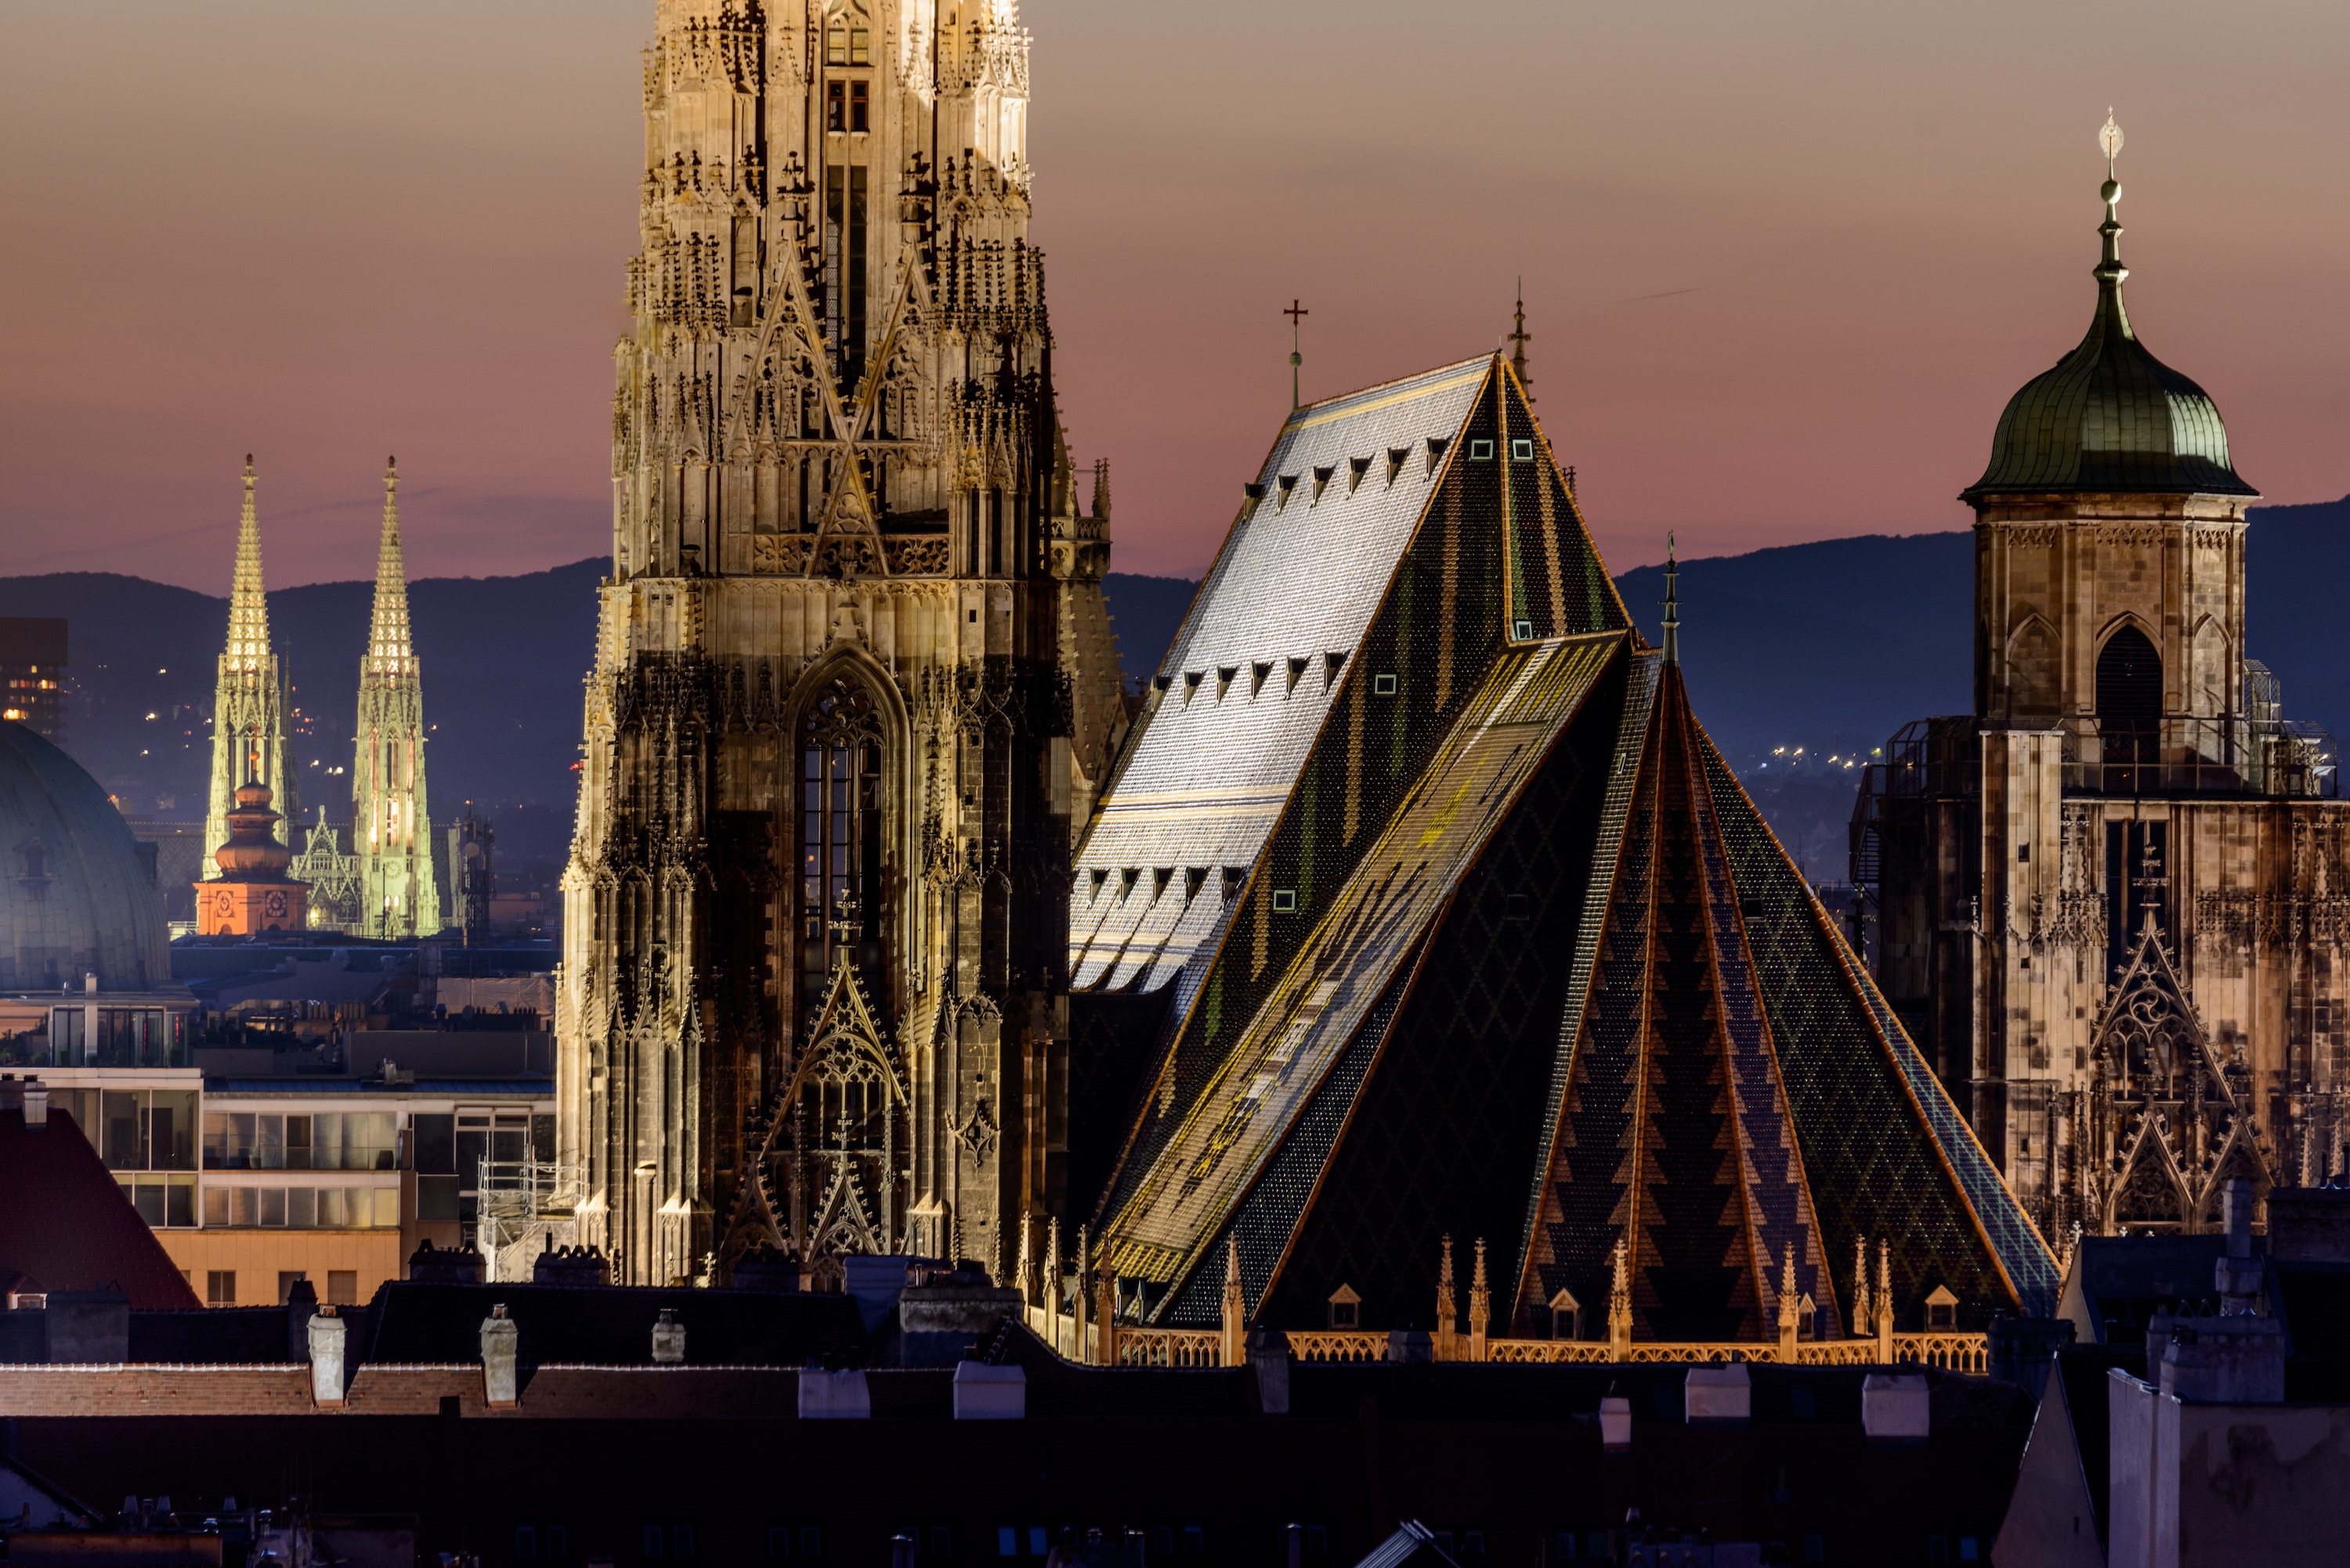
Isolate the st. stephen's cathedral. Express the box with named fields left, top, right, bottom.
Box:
left=559, top=0, right=2345, bottom=1328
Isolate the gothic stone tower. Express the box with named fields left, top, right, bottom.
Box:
left=351, top=462, right=440, bottom=940
left=559, top=0, right=1123, bottom=1286
left=1862, top=121, right=2350, bottom=1237
left=204, top=458, right=299, bottom=873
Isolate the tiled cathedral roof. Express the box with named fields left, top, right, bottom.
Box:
left=1515, top=660, right=2055, bottom=1339
left=1077, top=356, right=2055, bottom=1339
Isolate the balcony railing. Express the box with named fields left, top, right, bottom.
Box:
left=203, top=1144, right=397, bottom=1172
left=1859, top=715, right=2336, bottom=808
left=1023, top=1305, right=1989, bottom=1375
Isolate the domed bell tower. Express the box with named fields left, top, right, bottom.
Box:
left=1864, top=115, right=2350, bottom=1237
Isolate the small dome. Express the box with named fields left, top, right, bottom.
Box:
left=215, top=779, right=293, bottom=880
left=0, top=721, right=172, bottom=992
left=1965, top=179, right=2256, bottom=501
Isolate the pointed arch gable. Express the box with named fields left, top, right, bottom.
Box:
left=2188, top=614, right=2232, bottom=717
left=2004, top=612, right=2062, bottom=719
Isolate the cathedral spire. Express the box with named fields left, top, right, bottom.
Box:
left=204, top=456, right=298, bottom=876
left=366, top=459, right=416, bottom=679
left=350, top=456, right=438, bottom=938
left=226, top=456, right=271, bottom=677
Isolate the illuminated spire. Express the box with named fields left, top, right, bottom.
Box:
left=365, top=458, right=415, bottom=678
left=351, top=456, right=439, bottom=937
left=226, top=455, right=271, bottom=674
left=204, top=455, right=298, bottom=873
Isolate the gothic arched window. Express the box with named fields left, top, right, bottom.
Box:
left=800, top=677, right=884, bottom=999
left=824, top=4, right=870, bottom=67
left=2097, top=624, right=2162, bottom=774
left=2096, top=626, right=2162, bottom=725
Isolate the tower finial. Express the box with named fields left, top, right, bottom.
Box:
left=1661, top=532, right=1679, bottom=667
left=1284, top=298, right=1309, bottom=410
left=2094, top=111, right=2128, bottom=304
left=1507, top=279, right=1532, bottom=401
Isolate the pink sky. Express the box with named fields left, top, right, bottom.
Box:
left=5, top=1, right=2346, bottom=591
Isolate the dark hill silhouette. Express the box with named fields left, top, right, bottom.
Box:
left=10, top=499, right=2340, bottom=879
left=0, top=563, right=1204, bottom=859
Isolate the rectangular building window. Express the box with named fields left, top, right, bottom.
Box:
left=849, top=81, right=869, bottom=133
left=207, top=1270, right=237, bottom=1305
left=515, top=1528, right=539, bottom=1561
left=413, top=1113, right=456, bottom=1173
left=49, top=1007, right=84, bottom=1065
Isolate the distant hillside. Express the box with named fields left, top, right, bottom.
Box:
left=1614, top=494, right=2350, bottom=768
left=0, top=564, right=1204, bottom=859
left=0, top=561, right=606, bottom=856
left=13, top=498, right=2340, bottom=884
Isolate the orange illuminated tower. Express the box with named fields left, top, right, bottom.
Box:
left=195, top=780, right=309, bottom=934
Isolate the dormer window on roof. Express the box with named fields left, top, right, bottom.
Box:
left=1424, top=435, right=1449, bottom=473
left=1311, top=465, right=1335, bottom=503
left=1386, top=447, right=1409, bottom=485
left=1275, top=475, right=1299, bottom=510
left=1348, top=457, right=1371, bottom=493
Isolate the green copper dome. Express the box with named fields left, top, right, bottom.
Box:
left=1965, top=174, right=2255, bottom=501
left=0, top=721, right=172, bottom=992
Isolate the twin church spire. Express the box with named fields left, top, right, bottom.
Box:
left=350, top=461, right=438, bottom=937
left=199, top=457, right=438, bottom=938
left=201, top=457, right=298, bottom=888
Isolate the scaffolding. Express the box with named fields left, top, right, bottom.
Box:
left=474, top=1155, right=585, bottom=1283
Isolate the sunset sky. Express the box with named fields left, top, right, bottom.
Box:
left=5, top=1, right=2346, bottom=591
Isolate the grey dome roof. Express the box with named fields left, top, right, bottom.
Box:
left=0, top=721, right=172, bottom=992
left=1965, top=181, right=2256, bottom=501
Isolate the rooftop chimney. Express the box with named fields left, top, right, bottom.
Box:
left=23, top=1077, right=48, bottom=1130
left=2216, top=1179, right=2264, bottom=1311
left=1598, top=1391, right=1632, bottom=1453
left=481, top=1303, right=518, bottom=1409
left=306, top=1306, right=346, bottom=1406
left=652, top=1307, right=685, bottom=1364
